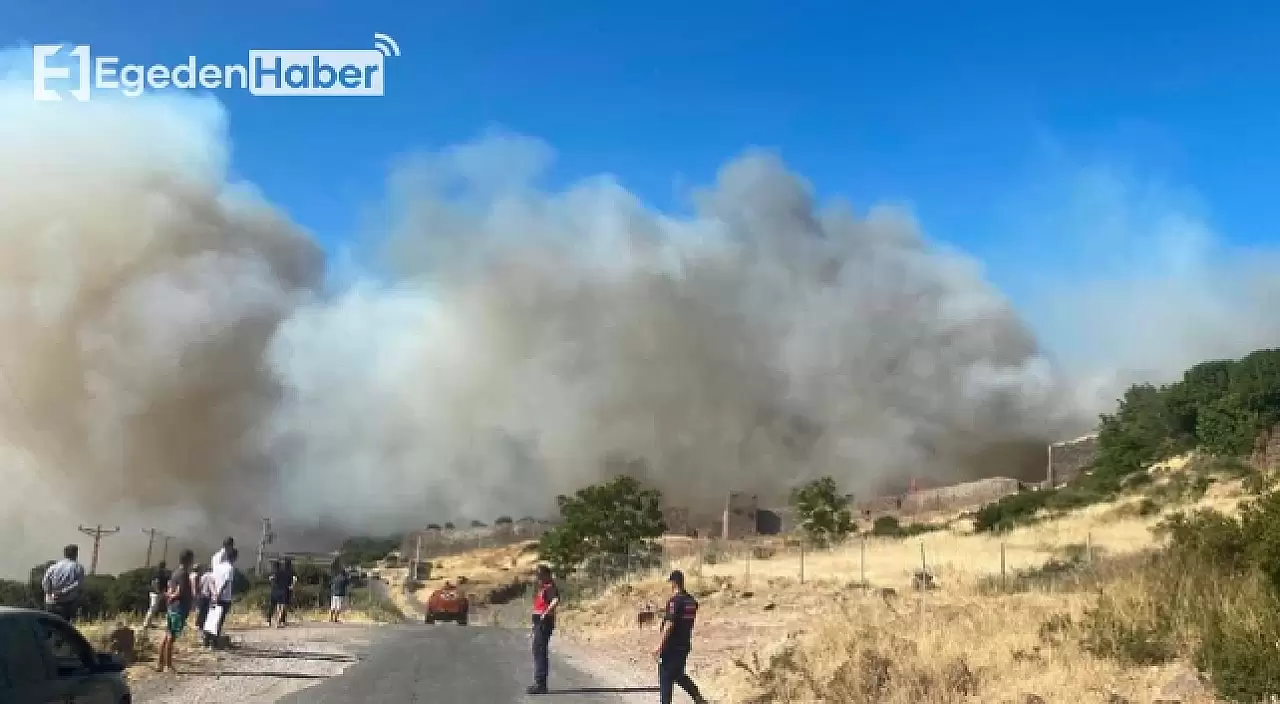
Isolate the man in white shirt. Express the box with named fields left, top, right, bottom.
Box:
left=210, top=536, right=235, bottom=568
left=203, top=547, right=238, bottom=648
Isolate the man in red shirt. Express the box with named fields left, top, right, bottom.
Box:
left=527, top=564, right=560, bottom=695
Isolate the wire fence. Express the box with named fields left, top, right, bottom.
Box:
left=556, top=530, right=1118, bottom=605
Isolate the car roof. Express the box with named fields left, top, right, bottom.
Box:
left=0, top=606, right=46, bottom=617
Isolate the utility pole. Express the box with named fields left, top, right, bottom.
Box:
left=77, top=525, right=120, bottom=576
left=141, top=528, right=161, bottom=568
left=160, top=535, right=172, bottom=565
left=256, top=518, right=273, bottom=576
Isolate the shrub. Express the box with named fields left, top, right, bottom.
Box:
left=1083, top=492, right=1280, bottom=702
left=973, top=490, right=1052, bottom=532
left=871, top=516, right=901, bottom=537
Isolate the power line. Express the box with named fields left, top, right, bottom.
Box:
left=140, top=528, right=165, bottom=568
left=77, top=525, right=120, bottom=576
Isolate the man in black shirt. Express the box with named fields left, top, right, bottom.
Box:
left=654, top=570, right=707, bottom=704
left=157, top=549, right=195, bottom=673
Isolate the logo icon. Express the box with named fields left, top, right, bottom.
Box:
left=31, top=33, right=402, bottom=101
left=32, top=44, right=90, bottom=102
left=372, top=33, right=401, bottom=58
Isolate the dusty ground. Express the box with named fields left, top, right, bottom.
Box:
left=125, top=621, right=374, bottom=704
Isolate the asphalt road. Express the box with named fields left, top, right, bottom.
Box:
left=276, top=622, right=660, bottom=703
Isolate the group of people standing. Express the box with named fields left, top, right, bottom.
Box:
left=149, top=537, right=241, bottom=673
left=40, top=537, right=242, bottom=674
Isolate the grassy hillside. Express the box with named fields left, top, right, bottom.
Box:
left=556, top=348, right=1280, bottom=703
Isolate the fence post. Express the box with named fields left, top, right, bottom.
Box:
left=1000, top=541, right=1007, bottom=591
left=1086, top=532, right=1093, bottom=566
left=799, top=538, right=806, bottom=584
left=860, top=535, right=866, bottom=586
left=918, top=541, right=926, bottom=592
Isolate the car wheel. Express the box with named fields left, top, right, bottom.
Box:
left=457, top=613, right=467, bottom=626
left=424, top=613, right=435, bottom=625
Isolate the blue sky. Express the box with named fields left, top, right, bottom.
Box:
left=4, top=0, right=1280, bottom=303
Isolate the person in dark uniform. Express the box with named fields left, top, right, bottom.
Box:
left=654, top=570, right=708, bottom=704
left=527, top=564, right=560, bottom=695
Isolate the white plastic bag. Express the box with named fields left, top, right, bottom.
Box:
left=203, top=604, right=224, bottom=635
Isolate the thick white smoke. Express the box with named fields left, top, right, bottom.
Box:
left=0, top=77, right=321, bottom=575
left=262, top=133, right=1080, bottom=535
left=3, top=74, right=1277, bottom=576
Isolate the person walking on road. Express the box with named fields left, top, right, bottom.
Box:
left=41, top=544, right=86, bottom=623
left=654, top=570, right=708, bottom=704
left=195, top=565, right=215, bottom=640
left=527, top=564, right=561, bottom=695
left=142, top=560, right=170, bottom=630
left=278, top=557, right=298, bottom=627
left=329, top=560, right=350, bottom=623
left=203, top=547, right=238, bottom=648
left=156, top=549, right=195, bottom=674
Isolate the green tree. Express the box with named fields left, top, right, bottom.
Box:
left=537, top=474, right=666, bottom=578
left=338, top=534, right=403, bottom=567
left=790, top=476, right=855, bottom=547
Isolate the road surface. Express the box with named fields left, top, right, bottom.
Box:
left=276, top=622, right=660, bottom=703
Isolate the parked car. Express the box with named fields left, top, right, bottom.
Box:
left=0, top=606, right=130, bottom=703
left=424, top=582, right=469, bottom=625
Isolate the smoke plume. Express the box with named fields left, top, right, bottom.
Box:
left=2, top=75, right=1276, bottom=576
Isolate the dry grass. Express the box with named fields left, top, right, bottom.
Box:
left=399, top=540, right=541, bottom=609
left=557, top=474, right=1247, bottom=703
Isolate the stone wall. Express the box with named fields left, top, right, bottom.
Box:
left=661, top=504, right=722, bottom=538
left=1048, top=433, right=1101, bottom=487
left=853, top=494, right=905, bottom=519
left=1253, top=423, right=1280, bottom=471
left=899, top=476, right=1021, bottom=514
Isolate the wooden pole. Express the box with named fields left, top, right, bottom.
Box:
left=918, top=541, right=926, bottom=591
left=76, top=525, right=120, bottom=576
left=860, top=535, right=866, bottom=586
left=1000, top=541, right=1007, bottom=591
left=141, top=528, right=160, bottom=568
left=799, top=538, right=806, bottom=584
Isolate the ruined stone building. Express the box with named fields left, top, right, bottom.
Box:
left=1047, top=433, right=1101, bottom=487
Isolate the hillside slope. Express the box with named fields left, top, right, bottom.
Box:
left=556, top=464, right=1248, bottom=703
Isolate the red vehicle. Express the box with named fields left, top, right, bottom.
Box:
left=424, top=582, right=469, bottom=625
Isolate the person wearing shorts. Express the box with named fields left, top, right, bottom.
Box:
left=329, top=562, right=350, bottom=623
left=157, top=549, right=194, bottom=674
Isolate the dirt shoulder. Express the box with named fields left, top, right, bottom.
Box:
left=128, top=621, right=377, bottom=704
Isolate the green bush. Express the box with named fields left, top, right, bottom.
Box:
left=1083, top=492, right=1280, bottom=702
left=973, top=490, right=1053, bottom=532
left=871, top=516, right=901, bottom=537
left=869, top=515, right=940, bottom=538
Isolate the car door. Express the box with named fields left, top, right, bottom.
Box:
left=32, top=615, right=117, bottom=704
left=0, top=614, right=68, bottom=703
